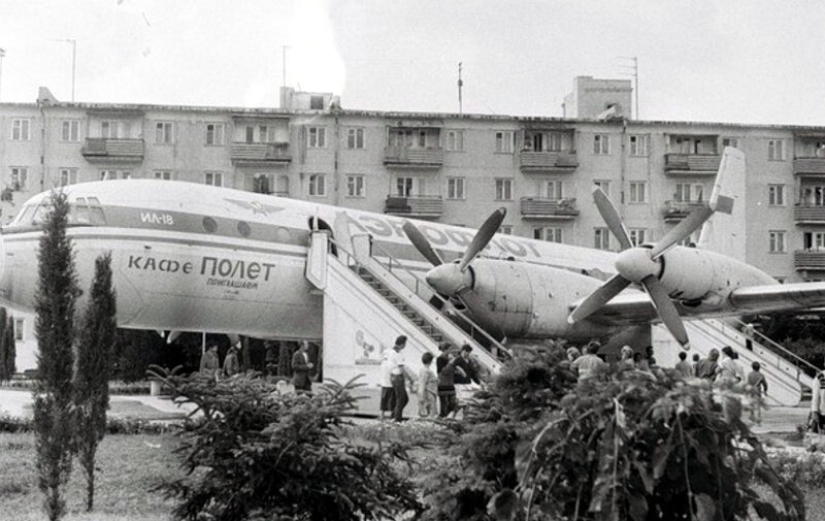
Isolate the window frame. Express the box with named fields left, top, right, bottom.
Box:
left=12, top=118, right=31, bottom=141
left=629, top=181, right=647, bottom=204
left=629, top=134, right=648, bottom=156
left=155, top=122, right=174, bottom=145
left=308, top=127, right=327, bottom=148
left=446, top=130, right=465, bottom=152
left=59, top=167, right=79, bottom=186
left=308, top=173, right=327, bottom=196
left=768, top=184, right=785, bottom=206
left=495, top=178, right=513, bottom=201
left=594, top=227, right=611, bottom=250
left=205, top=123, right=225, bottom=146
left=769, top=230, right=786, bottom=254
left=534, top=227, right=563, bottom=243
left=10, top=167, right=28, bottom=190
left=768, top=139, right=786, bottom=161
left=446, top=176, right=466, bottom=200
left=593, top=134, right=610, bottom=155
left=346, top=174, right=365, bottom=198
left=204, top=171, right=224, bottom=187
left=495, top=131, right=515, bottom=154
left=61, top=120, right=80, bottom=142
left=346, top=127, right=365, bottom=149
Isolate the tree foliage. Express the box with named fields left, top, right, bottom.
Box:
left=0, top=307, right=15, bottom=382
left=422, top=343, right=805, bottom=521
left=33, top=191, right=81, bottom=521
left=150, top=369, right=424, bottom=521
left=73, top=252, right=117, bottom=511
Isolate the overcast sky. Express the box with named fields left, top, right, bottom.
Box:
left=1, top=0, right=824, bottom=126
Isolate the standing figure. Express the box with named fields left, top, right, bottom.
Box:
left=572, top=341, right=606, bottom=379
left=200, top=345, right=220, bottom=381
left=418, top=352, right=437, bottom=418
left=715, top=346, right=744, bottom=386
left=291, top=341, right=314, bottom=394
left=695, top=349, right=720, bottom=380
left=746, top=361, right=768, bottom=424
left=810, top=371, right=825, bottom=432
left=674, top=351, right=692, bottom=378
left=619, top=345, right=635, bottom=369
left=379, top=348, right=395, bottom=421
left=388, top=335, right=415, bottom=422
left=436, top=343, right=464, bottom=418
left=223, top=342, right=241, bottom=378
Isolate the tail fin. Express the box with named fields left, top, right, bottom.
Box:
left=697, top=147, right=746, bottom=257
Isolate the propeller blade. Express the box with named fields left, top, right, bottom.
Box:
left=593, top=187, right=632, bottom=251
left=402, top=221, right=443, bottom=266
left=459, top=208, right=507, bottom=272
left=457, top=287, right=505, bottom=341
left=642, top=275, right=690, bottom=348
left=650, top=205, right=714, bottom=259
left=567, top=274, right=631, bottom=324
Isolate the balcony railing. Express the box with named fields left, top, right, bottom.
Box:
left=519, top=150, right=578, bottom=173
left=793, top=157, right=825, bottom=176
left=794, top=204, right=825, bottom=224
left=230, top=142, right=291, bottom=166
left=81, top=138, right=144, bottom=164
left=663, top=200, right=706, bottom=222
left=520, top=197, right=579, bottom=219
left=383, top=147, right=444, bottom=169
left=794, top=250, right=825, bottom=271
left=664, top=153, right=721, bottom=175
left=384, top=195, right=443, bottom=218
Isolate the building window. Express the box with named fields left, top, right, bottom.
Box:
left=495, top=131, right=515, bottom=153
left=447, top=177, right=465, bottom=200
left=495, top=179, right=513, bottom=201
left=101, top=120, right=130, bottom=138
left=534, top=227, right=563, bottom=243
left=768, top=184, right=785, bottom=206
left=594, top=228, right=610, bottom=250
left=446, top=130, right=464, bottom=152
left=205, top=123, right=225, bottom=146
left=12, top=119, right=31, bottom=141
left=594, top=180, right=610, bottom=198
left=14, top=318, right=24, bottom=342
left=545, top=180, right=563, bottom=200
left=675, top=183, right=704, bottom=202
left=524, top=131, right=563, bottom=152
left=308, top=127, right=326, bottom=148
left=155, top=122, right=174, bottom=144
left=101, top=170, right=131, bottom=181
left=768, top=139, right=786, bottom=161
left=722, top=137, right=739, bottom=149
left=346, top=174, right=365, bottom=197
left=59, top=168, right=78, bottom=186
left=347, top=128, right=365, bottom=149
left=593, top=134, right=610, bottom=155
left=629, top=135, right=648, bottom=156
left=769, top=230, right=786, bottom=253
left=629, top=228, right=647, bottom=247
left=309, top=174, right=326, bottom=196
left=10, top=167, right=28, bottom=190
left=61, top=120, right=80, bottom=142
left=629, top=182, right=647, bottom=203
left=204, top=171, right=224, bottom=187
left=499, top=225, right=513, bottom=235
left=804, top=232, right=825, bottom=250
left=155, top=170, right=173, bottom=181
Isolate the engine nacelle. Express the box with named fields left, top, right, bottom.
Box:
left=469, top=259, right=613, bottom=339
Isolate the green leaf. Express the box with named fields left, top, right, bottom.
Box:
left=627, top=493, right=648, bottom=521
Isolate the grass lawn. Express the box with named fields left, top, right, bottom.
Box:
left=0, top=432, right=183, bottom=521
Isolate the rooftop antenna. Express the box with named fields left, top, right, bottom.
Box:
left=53, top=39, right=77, bottom=102
left=617, top=56, right=638, bottom=119
left=457, top=62, right=463, bottom=116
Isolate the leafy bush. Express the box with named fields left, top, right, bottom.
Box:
left=767, top=448, right=825, bottom=489
left=0, top=413, right=174, bottom=435
left=422, top=343, right=805, bottom=521
left=150, top=369, right=424, bottom=521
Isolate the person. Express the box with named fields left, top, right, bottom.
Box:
left=810, top=371, right=825, bottom=433
left=619, top=345, right=635, bottom=369
left=264, top=341, right=278, bottom=376
left=566, top=347, right=581, bottom=363
left=715, top=345, right=744, bottom=386
left=691, top=353, right=701, bottom=376
left=388, top=335, right=416, bottom=422
left=379, top=347, right=395, bottom=421
left=695, top=349, right=720, bottom=380
left=744, top=322, right=755, bottom=351
left=291, top=340, right=314, bottom=394
left=455, top=344, right=483, bottom=385
left=674, top=351, right=692, bottom=378
left=199, top=344, right=220, bottom=381
left=418, top=352, right=437, bottom=418
left=746, top=361, right=768, bottom=424
left=436, top=344, right=464, bottom=418
left=572, top=341, right=606, bottom=379
left=223, top=342, right=241, bottom=378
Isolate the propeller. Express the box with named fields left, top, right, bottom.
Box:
left=403, top=208, right=507, bottom=339
left=568, top=187, right=716, bottom=348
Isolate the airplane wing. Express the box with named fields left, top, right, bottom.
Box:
left=728, top=282, right=825, bottom=314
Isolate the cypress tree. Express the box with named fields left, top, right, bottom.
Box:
left=4, top=313, right=16, bottom=380
left=0, top=307, right=7, bottom=382
left=33, top=192, right=80, bottom=521
left=74, top=252, right=117, bottom=511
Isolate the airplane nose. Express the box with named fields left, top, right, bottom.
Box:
left=425, top=263, right=473, bottom=296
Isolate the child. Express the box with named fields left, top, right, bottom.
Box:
left=418, top=352, right=437, bottom=418
left=746, top=361, right=768, bottom=424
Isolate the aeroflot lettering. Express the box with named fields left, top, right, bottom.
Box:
left=140, top=212, right=175, bottom=226
left=349, top=214, right=542, bottom=259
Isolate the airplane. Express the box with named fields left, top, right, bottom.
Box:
left=1, top=147, right=825, bottom=351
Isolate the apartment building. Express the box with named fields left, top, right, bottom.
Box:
left=1, top=83, right=825, bottom=295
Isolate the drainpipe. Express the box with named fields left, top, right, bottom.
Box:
left=38, top=101, right=47, bottom=191
left=332, top=108, right=341, bottom=205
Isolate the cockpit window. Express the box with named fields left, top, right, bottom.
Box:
left=6, top=197, right=107, bottom=230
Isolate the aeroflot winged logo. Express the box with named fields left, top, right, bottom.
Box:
left=224, top=198, right=285, bottom=216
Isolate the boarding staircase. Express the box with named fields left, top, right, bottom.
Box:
left=653, top=318, right=819, bottom=406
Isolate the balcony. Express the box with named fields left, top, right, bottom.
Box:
left=793, top=158, right=825, bottom=176
left=794, top=204, right=825, bottom=224
left=520, top=197, right=579, bottom=220
left=383, top=147, right=444, bottom=169
left=384, top=196, right=443, bottom=219
left=663, top=200, right=706, bottom=222
left=519, top=151, right=578, bottom=173
left=663, top=153, right=721, bottom=175
left=794, top=250, right=825, bottom=271
left=81, top=138, right=144, bottom=164
left=230, top=142, right=291, bottom=166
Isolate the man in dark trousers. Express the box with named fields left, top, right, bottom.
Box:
left=388, top=335, right=415, bottom=422
left=292, top=341, right=314, bottom=394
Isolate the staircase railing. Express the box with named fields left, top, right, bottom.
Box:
left=729, top=318, right=821, bottom=378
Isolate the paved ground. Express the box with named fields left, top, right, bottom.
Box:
left=0, top=387, right=811, bottom=434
